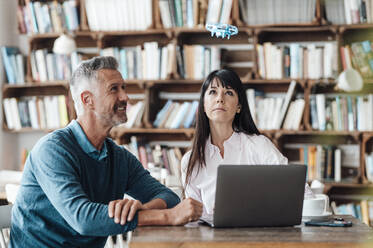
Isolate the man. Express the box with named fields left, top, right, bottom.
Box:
left=10, top=56, right=203, bottom=247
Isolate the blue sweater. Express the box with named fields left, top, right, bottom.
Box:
left=10, top=120, right=180, bottom=247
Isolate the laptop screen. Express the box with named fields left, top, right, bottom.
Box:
left=212, top=164, right=306, bottom=227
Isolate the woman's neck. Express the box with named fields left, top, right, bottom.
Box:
left=209, top=123, right=234, bottom=158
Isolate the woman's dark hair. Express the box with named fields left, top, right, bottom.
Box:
left=185, top=69, right=260, bottom=186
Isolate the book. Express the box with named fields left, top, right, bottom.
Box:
left=334, top=148, right=341, bottom=182
left=1, top=46, right=22, bottom=84
left=275, top=80, right=296, bottom=129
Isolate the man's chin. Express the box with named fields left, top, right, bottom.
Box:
left=112, top=117, right=127, bottom=127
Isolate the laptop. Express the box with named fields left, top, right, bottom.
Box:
left=200, top=164, right=306, bottom=227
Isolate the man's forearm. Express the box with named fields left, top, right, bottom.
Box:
left=142, top=198, right=167, bottom=210
left=137, top=209, right=172, bottom=226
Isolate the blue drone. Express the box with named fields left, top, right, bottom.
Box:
left=205, top=23, right=238, bottom=39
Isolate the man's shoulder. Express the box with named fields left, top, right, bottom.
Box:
left=33, top=126, right=76, bottom=152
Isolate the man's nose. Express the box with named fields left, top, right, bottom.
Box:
left=119, top=89, right=129, bottom=102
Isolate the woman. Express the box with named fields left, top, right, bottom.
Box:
left=181, top=69, right=288, bottom=218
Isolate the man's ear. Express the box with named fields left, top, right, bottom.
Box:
left=81, top=91, right=94, bottom=109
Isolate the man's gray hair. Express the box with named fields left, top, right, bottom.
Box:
left=70, top=56, right=118, bottom=116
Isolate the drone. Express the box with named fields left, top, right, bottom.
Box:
left=205, top=23, right=238, bottom=39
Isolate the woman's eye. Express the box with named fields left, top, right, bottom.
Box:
left=226, top=91, right=234, bottom=96
left=209, top=89, right=216, bottom=94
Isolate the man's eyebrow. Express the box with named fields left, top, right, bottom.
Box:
left=107, top=81, right=125, bottom=87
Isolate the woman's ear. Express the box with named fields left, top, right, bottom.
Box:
left=237, top=104, right=241, bottom=113
left=81, top=91, right=94, bottom=109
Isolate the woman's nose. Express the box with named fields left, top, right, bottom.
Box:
left=216, top=92, right=224, bottom=103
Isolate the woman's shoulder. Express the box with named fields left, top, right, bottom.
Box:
left=240, top=133, right=273, bottom=147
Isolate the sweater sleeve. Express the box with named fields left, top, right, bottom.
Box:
left=31, top=140, right=137, bottom=237
left=124, top=150, right=180, bottom=208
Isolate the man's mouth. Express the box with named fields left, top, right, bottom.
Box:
left=115, top=103, right=127, bottom=112
left=117, top=106, right=126, bottom=111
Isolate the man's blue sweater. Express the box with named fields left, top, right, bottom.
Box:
left=10, top=120, right=180, bottom=247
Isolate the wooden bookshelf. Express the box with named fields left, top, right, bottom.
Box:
left=4, top=0, right=373, bottom=220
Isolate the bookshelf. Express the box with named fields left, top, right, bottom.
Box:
left=2, top=0, right=373, bottom=224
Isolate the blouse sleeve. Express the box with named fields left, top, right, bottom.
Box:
left=180, top=151, right=202, bottom=202
left=258, top=135, right=288, bottom=165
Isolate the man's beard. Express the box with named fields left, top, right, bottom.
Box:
left=95, top=111, right=127, bottom=127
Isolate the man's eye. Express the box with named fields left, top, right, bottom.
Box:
left=111, top=86, right=118, bottom=92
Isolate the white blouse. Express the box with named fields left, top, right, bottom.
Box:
left=181, top=132, right=288, bottom=218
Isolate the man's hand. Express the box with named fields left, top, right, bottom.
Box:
left=167, top=198, right=203, bottom=225
left=108, top=199, right=144, bottom=225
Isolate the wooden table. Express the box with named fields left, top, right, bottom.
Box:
left=129, top=216, right=373, bottom=248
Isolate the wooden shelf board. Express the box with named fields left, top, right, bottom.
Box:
left=125, top=79, right=204, bottom=85
left=111, top=127, right=195, bottom=134
left=3, top=127, right=56, bottom=133
left=281, top=130, right=362, bottom=136
left=255, top=25, right=337, bottom=33
left=2, top=81, right=69, bottom=90
left=243, top=79, right=305, bottom=84
left=324, top=182, right=367, bottom=188
left=339, top=23, right=373, bottom=31
left=99, top=29, right=170, bottom=36
left=330, top=194, right=373, bottom=201
left=27, top=33, right=61, bottom=39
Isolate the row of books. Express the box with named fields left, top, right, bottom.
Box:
left=177, top=44, right=232, bottom=79
left=123, top=136, right=187, bottom=187
left=153, top=100, right=199, bottom=129
left=30, top=49, right=82, bottom=82
left=341, top=40, right=373, bottom=78
left=239, top=0, right=316, bottom=25
left=159, top=0, right=232, bottom=28
left=325, top=0, right=373, bottom=25
left=18, top=0, right=79, bottom=34
left=100, top=43, right=174, bottom=80
left=182, top=45, right=221, bottom=79
left=100, top=43, right=223, bottom=80
left=1, top=47, right=25, bottom=84
left=246, top=80, right=298, bottom=130
left=205, top=0, right=233, bottom=25
left=116, top=101, right=145, bottom=129
left=285, top=144, right=360, bottom=182
left=246, top=88, right=304, bottom=130
left=3, top=96, right=69, bottom=131
left=310, top=94, right=373, bottom=131
left=331, top=200, right=373, bottom=226
left=85, top=0, right=152, bottom=31
left=256, top=42, right=338, bottom=80
left=365, top=151, right=373, bottom=182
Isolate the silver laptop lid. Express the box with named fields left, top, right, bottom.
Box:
left=213, top=165, right=306, bottom=227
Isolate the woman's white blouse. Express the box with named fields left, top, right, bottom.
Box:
left=181, top=132, right=288, bottom=218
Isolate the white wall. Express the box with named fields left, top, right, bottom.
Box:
left=0, top=0, right=45, bottom=170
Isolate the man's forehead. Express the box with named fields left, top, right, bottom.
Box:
left=97, top=69, right=124, bottom=83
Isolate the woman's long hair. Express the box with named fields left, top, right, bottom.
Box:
left=185, top=69, right=260, bottom=186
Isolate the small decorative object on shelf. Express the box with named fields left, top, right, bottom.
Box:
left=205, top=23, right=238, bottom=39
